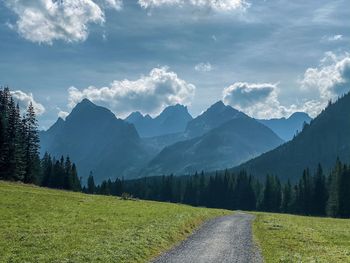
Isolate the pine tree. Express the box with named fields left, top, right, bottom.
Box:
left=338, top=164, right=350, bottom=218
left=71, top=163, right=81, bottom=191
left=0, top=87, right=10, bottom=180
left=41, top=152, right=53, bottom=187
left=23, top=102, right=40, bottom=184
left=87, top=172, right=95, bottom=194
left=13, top=104, right=26, bottom=181
left=327, top=158, right=342, bottom=217
left=312, top=164, right=327, bottom=216
left=281, top=180, right=292, bottom=213
left=64, top=156, right=72, bottom=190
left=300, top=169, right=313, bottom=215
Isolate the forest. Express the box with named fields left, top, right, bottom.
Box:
left=0, top=87, right=81, bottom=191
left=1, top=86, right=350, bottom=218
left=90, top=159, right=350, bottom=218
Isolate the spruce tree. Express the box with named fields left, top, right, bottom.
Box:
left=23, top=102, right=40, bottom=184
left=71, top=163, right=81, bottom=191
left=312, top=164, right=327, bottom=216
left=338, top=164, right=350, bottom=217
left=41, top=152, right=53, bottom=187
left=327, top=159, right=342, bottom=217
left=281, top=180, right=292, bottom=213
left=87, top=172, right=95, bottom=194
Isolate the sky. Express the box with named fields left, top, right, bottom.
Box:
left=0, top=0, right=349, bottom=129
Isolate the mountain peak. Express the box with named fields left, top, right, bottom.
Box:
left=125, top=111, right=145, bottom=122
left=77, top=98, right=96, bottom=107
left=45, top=117, right=65, bottom=134
left=185, top=100, right=245, bottom=138
left=289, top=112, right=311, bottom=121
left=158, top=104, right=190, bottom=119
left=125, top=104, right=192, bottom=137
left=209, top=100, right=226, bottom=111
left=67, top=98, right=117, bottom=124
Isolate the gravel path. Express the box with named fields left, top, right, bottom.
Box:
left=152, top=213, right=263, bottom=263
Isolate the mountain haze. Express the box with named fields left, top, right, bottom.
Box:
left=125, top=104, right=192, bottom=138
left=259, top=112, right=312, bottom=141
left=40, top=99, right=150, bottom=183
left=185, top=101, right=246, bottom=138
left=142, top=104, right=283, bottom=176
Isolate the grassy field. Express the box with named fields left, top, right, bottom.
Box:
left=253, top=212, right=350, bottom=262
left=0, top=181, right=230, bottom=263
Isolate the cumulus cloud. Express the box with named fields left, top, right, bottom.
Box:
left=300, top=52, right=350, bottom=101
left=223, top=52, right=350, bottom=119
left=222, top=82, right=293, bottom=119
left=138, top=0, right=249, bottom=11
left=4, top=0, right=122, bottom=44
left=58, top=110, right=69, bottom=119
left=10, top=90, right=46, bottom=115
left=195, top=62, right=213, bottom=72
left=67, top=67, right=195, bottom=116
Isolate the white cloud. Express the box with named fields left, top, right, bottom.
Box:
left=67, top=67, right=195, bottom=116
left=328, top=34, right=343, bottom=41
left=322, top=34, right=343, bottom=42
left=58, top=110, right=69, bottom=119
left=4, top=0, right=122, bottom=44
left=138, top=0, right=249, bottom=11
left=10, top=90, right=46, bottom=115
left=300, top=52, right=350, bottom=102
left=194, top=62, right=213, bottom=72
left=222, top=82, right=293, bottom=119
left=97, top=0, right=122, bottom=10
left=222, top=52, right=350, bottom=119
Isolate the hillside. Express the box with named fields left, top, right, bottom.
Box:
left=253, top=212, right=350, bottom=262
left=0, top=181, right=229, bottom=263
left=234, top=92, right=350, bottom=181
left=40, top=99, right=150, bottom=183
left=259, top=112, right=312, bottom=141
left=142, top=116, right=283, bottom=176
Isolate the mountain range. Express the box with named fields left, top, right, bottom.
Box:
left=233, top=93, right=350, bottom=181
left=141, top=101, right=283, bottom=176
left=125, top=104, right=192, bottom=137
left=40, top=98, right=317, bottom=183
left=258, top=112, right=312, bottom=141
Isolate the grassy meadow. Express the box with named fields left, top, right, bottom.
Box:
left=0, top=181, right=230, bottom=263
left=253, top=212, right=350, bottom=262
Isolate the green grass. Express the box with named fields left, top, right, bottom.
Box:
left=253, top=212, right=350, bottom=262
left=0, top=181, right=230, bottom=263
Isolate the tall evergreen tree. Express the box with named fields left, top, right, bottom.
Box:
left=312, top=164, right=327, bottom=216
left=23, top=102, right=40, bottom=184
left=281, top=180, right=292, bottom=213
left=327, top=158, right=342, bottom=217
left=87, top=172, right=96, bottom=194
left=338, top=164, right=350, bottom=218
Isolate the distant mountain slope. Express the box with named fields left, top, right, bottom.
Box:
left=259, top=112, right=312, bottom=141
left=142, top=115, right=283, bottom=176
left=185, top=101, right=245, bottom=138
left=40, top=99, right=150, bottom=183
left=125, top=104, right=192, bottom=137
left=234, top=93, right=350, bottom=181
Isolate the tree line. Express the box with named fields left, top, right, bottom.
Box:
left=93, top=159, right=350, bottom=218
left=0, top=87, right=81, bottom=191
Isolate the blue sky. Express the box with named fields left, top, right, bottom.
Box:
left=0, top=0, right=349, bottom=129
